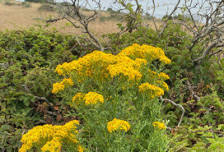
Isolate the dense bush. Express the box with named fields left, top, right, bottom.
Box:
left=19, top=44, right=171, bottom=151
left=0, top=27, right=95, bottom=151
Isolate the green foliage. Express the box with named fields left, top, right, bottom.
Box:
left=21, top=2, right=31, bottom=8
left=169, top=125, right=224, bottom=152
left=0, top=17, right=223, bottom=151
left=117, top=0, right=143, bottom=33
left=4, top=0, right=14, bottom=6
left=3, top=0, right=31, bottom=7
left=99, top=13, right=123, bottom=22
left=0, top=27, right=88, bottom=151
left=213, top=58, right=224, bottom=98
left=105, top=23, right=224, bottom=151
left=105, top=27, right=159, bottom=52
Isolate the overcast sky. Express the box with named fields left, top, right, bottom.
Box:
left=77, top=0, right=207, bottom=19
left=83, top=0, right=184, bottom=18
left=17, top=0, right=209, bottom=19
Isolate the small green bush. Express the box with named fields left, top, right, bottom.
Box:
left=38, top=4, right=55, bottom=12
left=21, top=2, right=31, bottom=8
left=4, top=0, right=14, bottom=6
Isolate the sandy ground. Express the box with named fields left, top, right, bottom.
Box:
left=0, top=2, right=124, bottom=36
left=0, top=2, right=161, bottom=36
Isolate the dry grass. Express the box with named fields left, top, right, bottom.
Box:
left=0, top=2, right=159, bottom=36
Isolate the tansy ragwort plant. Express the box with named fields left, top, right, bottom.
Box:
left=19, top=44, right=170, bottom=151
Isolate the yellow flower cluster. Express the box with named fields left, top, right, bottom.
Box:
left=52, top=82, right=65, bottom=94
left=41, top=137, right=62, bottom=152
left=139, top=82, right=164, bottom=98
left=152, top=121, right=166, bottom=130
left=52, top=78, right=74, bottom=94
left=72, top=92, right=104, bottom=105
left=156, top=81, right=169, bottom=91
left=158, top=72, right=170, bottom=80
left=61, top=78, right=74, bottom=86
left=135, top=58, right=148, bottom=66
left=19, top=120, right=82, bottom=152
left=84, top=92, right=104, bottom=105
left=107, top=56, right=143, bottom=81
left=118, top=43, right=171, bottom=64
left=55, top=51, right=116, bottom=78
left=78, top=145, right=84, bottom=152
left=54, top=44, right=170, bottom=83
left=145, top=70, right=170, bottom=92
left=55, top=51, right=147, bottom=81
left=107, top=118, right=131, bottom=133
left=72, top=92, right=85, bottom=104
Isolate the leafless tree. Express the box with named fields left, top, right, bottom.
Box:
left=155, top=0, right=224, bottom=64
left=47, top=0, right=104, bottom=51
left=184, top=0, right=224, bottom=63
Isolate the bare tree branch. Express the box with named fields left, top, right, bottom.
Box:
left=193, top=39, right=224, bottom=62
left=151, top=0, right=158, bottom=31
left=115, top=0, right=143, bottom=33
left=159, top=0, right=181, bottom=36
left=47, top=0, right=104, bottom=51
left=160, top=97, right=185, bottom=127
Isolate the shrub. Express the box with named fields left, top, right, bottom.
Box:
left=19, top=44, right=171, bottom=151
left=38, top=4, right=55, bottom=12
left=0, top=27, right=92, bottom=151
left=21, top=2, right=31, bottom=8
left=4, top=0, right=14, bottom=6
left=105, top=24, right=224, bottom=151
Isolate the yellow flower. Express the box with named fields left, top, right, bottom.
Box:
left=41, top=137, right=62, bottom=152
left=52, top=82, right=64, bottom=94
left=139, top=83, right=164, bottom=98
left=158, top=72, right=170, bottom=80
left=83, top=92, right=104, bottom=105
left=107, top=55, right=142, bottom=81
left=18, top=144, right=32, bottom=152
left=55, top=64, right=64, bottom=76
left=152, top=121, right=166, bottom=130
left=161, top=81, right=169, bottom=91
left=118, top=44, right=171, bottom=65
left=107, top=118, right=130, bottom=133
left=135, top=58, right=147, bottom=67
left=107, top=63, right=142, bottom=81
left=61, top=78, right=74, bottom=86
left=52, top=78, right=73, bottom=94
left=72, top=93, right=85, bottom=104
left=159, top=56, right=171, bottom=64
left=63, top=120, right=80, bottom=130
left=78, top=145, right=84, bottom=152
left=19, top=120, right=80, bottom=152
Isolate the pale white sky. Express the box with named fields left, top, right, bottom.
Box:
left=72, top=0, right=207, bottom=19
left=82, top=0, right=184, bottom=18
left=17, top=0, right=209, bottom=19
